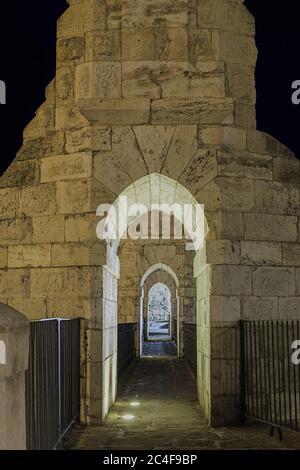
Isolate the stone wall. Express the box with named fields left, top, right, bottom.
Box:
left=0, top=0, right=299, bottom=426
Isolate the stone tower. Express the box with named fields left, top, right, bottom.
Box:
left=1, top=0, right=300, bottom=426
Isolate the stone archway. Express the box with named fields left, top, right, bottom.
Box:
left=99, top=173, right=209, bottom=421
left=0, top=0, right=300, bottom=429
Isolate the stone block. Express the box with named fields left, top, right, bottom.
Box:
left=282, top=243, right=300, bottom=267
left=242, top=296, right=278, bottom=320
left=0, top=160, right=39, bottom=188
left=253, top=267, right=295, bottom=297
left=279, top=297, right=300, bottom=320
left=0, top=248, right=7, bottom=269
left=51, top=242, right=105, bottom=267
left=151, top=97, right=234, bottom=125
left=225, top=63, right=256, bottom=105
left=211, top=265, right=252, bottom=296
left=0, top=188, right=19, bottom=219
left=161, top=125, right=198, bottom=180
left=20, top=184, right=56, bottom=217
left=197, top=0, right=254, bottom=35
left=133, top=125, right=175, bottom=173
left=57, top=179, right=92, bottom=215
left=93, top=152, right=132, bottom=195
left=0, top=270, right=30, bottom=298
left=75, top=62, right=121, bottom=99
left=122, top=61, right=225, bottom=100
left=122, top=0, right=189, bottom=28
left=197, top=177, right=254, bottom=212
left=57, top=36, right=85, bottom=64
left=218, top=150, right=272, bottom=180
left=65, top=214, right=98, bottom=242
left=241, top=241, right=282, bottom=266
left=40, top=152, right=93, bottom=183
left=205, top=210, right=244, bottom=241
left=17, top=132, right=65, bottom=160
left=78, top=98, right=150, bottom=125
left=206, top=240, right=240, bottom=265
left=85, top=29, right=121, bottom=61
left=33, top=215, right=65, bottom=244
left=0, top=218, right=32, bottom=246
left=254, top=180, right=300, bottom=216
left=179, top=149, right=218, bottom=194
left=214, top=31, right=257, bottom=67
left=56, top=67, right=74, bottom=104
left=273, top=157, right=300, bottom=184
left=112, top=126, right=147, bottom=181
left=8, top=245, right=52, bottom=268
left=244, top=214, right=297, bottom=242
left=210, top=296, right=241, bottom=323
left=247, top=131, right=295, bottom=158
left=65, top=126, right=111, bottom=153
left=57, top=0, right=106, bottom=38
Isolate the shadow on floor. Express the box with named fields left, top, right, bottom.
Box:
left=64, top=359, right=300, bottom=450
left=142, top=340, right=177, bottom=357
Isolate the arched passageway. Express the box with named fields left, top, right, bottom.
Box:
left=100, top=174, right=209, bottom=423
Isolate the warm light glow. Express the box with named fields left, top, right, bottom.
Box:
left=129, top=402, right=140, bottom=407
left=123, top=414, right=135, bottom=421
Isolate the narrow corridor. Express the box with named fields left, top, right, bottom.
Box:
left=64, top=359, right=300, bottom=450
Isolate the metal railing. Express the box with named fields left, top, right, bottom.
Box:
left=117, top=323, right=136, bottom=373
left=183, top=322, right=197, bottom=376
left=26, top=318, right=80, bottom=450
left=241, top=320, right=300, bottom=437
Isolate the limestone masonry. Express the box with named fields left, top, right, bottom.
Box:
left=0, top=0, right=300, bottom=427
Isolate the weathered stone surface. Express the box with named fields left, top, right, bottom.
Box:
left=78, top=98, right=150, bottom=125
left=57, top=0, right=106, bottom=38
left=57, top=36, right=85, bottom=64
left=207, top=240, right=240, bottom=265
left=151, top=97, right=234, bottom=125
left=214, top=31, right=257, bottom=66
left=225, top=63, right=256, bottom=105
left=8, top=245, right=52, bottom=268
left=282, top=243, right=300, bottom=267
left=65, top=214, right=97, bottom=243
left=133, top=125, right=175, bottom=173
left=0, top=218, right=32, bottom=246
left=278, top=297, right=300, bottom=320
left=162, top=125, right=197, bottom=180
left=211, top=266, right=252, bottom=296
left=0, top=247, right=8, bottom=268
left=0, top=270, right=30, bottom=298
left=122, top=0, right=189, bottom=28
left=75, top=62, right=121, bottom=99
left=85, top=30, right=121, bottom=61
left=51, top=243, right=104, bottom=267
left=57, top=179, right=91, bottom=214
left=41, top=153, right=92, bottom=183
left=218, top=151, right=272, bottom=180
left=205, top=210, right=244, bottom=241
left=0, top=188, right=19, bottom=219
left=210, top=296, right=241, bottom=323
left=244, top=214, right=297, bottom=242
left=197, top=177, right=255, bottom=212
left=20, top=184, right=56, bottom=217
left=241, top=241, right=282, bottom=266
left=247, top=130, right=295, bottom=158
left=17, top=132, right=65, bottom=160
left=273, top=157, right=300, bottom=183
left=122, top=61, right=225, bottom=99
left=0, top=160, right=39, bottom=188
left=179, top=149, right=218, bottom=195
left=255, top=180, right=300, bottom=216
left=112, top=127, right=147, bottom=181
left=296, top=269, right=300, bottom=294
left=66, top=126, right=112, bottom=153
left=122, top=28, right=189, bottom=61
left=253, top=267, right=295, bottom=296
left=93, top=152, right=132, bottom=195
left=242, top=296, right=278, bottom=320
left=56, top=67, right=74, bottom=104
left=33, top=215, right=65, bottom=244
left=198, top=0, right=254, bottom=35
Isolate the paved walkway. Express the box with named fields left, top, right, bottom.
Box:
left=142, top=341, right=177, bottom=357
left=64, top=359, right=300, bottom=450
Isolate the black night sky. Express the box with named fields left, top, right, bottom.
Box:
left=0, top=0, right=300, bottom=177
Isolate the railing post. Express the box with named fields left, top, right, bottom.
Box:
left=0, top=304, right=29, bottom=450
left=240, top=320, right=247, bottom=425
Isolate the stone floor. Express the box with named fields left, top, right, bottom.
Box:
left=142, top=341, right=177, bottom=357
left=64, top=359, right=300, bottom=450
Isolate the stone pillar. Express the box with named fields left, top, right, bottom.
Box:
left=0, top=304, right=29, bottom=450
